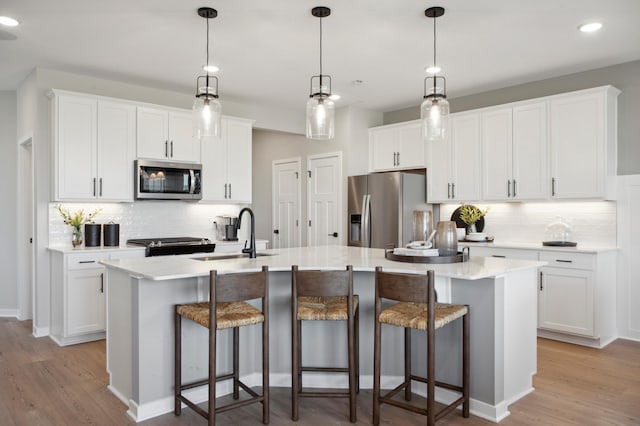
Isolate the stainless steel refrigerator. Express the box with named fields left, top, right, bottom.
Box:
left=348, top=172, right=433, bottom=249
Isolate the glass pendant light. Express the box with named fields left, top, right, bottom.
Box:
left=306, top=6, right=335, bottom=140
left=193, top=7, right=222, bottom=139
left=421, top=6, right=450, bottom=142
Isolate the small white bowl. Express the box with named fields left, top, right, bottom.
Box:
left=466, top=233, right=487, bottom=242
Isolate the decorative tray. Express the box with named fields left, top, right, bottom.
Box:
left=385, top=248, right=468, bottom=264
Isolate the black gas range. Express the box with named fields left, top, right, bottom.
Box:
left=127, top=237, right=216, bottom=257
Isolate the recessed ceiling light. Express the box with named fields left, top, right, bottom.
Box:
left=579, top=22, right=602, bottom=33
left=329, top=93, right=340, bottom=101
left=0, top=16, right=19, bottom=26
left=202, top=65, right=219, bottom=73
left=425, top=66, right=441, bottom=74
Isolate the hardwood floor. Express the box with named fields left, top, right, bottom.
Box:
left=1, top=318, right=639, bottom=425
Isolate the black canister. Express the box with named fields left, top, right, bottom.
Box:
left=103, top=223, right=120, bottom=246
left=85, top=224, right=102, bottom=247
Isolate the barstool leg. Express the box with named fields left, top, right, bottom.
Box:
left=233, top=327, right=240, bottom=400
left=348, top=311, right=356, bottom=422
left=262, top=316, right=270, bottom=424
left=405, top=327, right=412, bottom=401
left=355, top=306, right=360, bottom=393
left=463, top=311, right=470, bottom=418
left=373, top=317, right=381, bottom=426
left=291, top=317, right=299, bottom=421
left=427, top=327, right=435, bottom=426
left=209, top=320, right=217, bottom=426
left=174, top=310, right=182, bottom=415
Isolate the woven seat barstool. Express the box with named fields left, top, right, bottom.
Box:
left=373, top=266, right=469, bottom=426
left=291, top=265, right=359, bottom=423
left=174, top=266, right=269, bottom=426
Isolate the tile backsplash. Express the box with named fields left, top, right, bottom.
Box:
left=49, top=202, right=247, bottom=247
left=439, top=201, right=616, bottom=247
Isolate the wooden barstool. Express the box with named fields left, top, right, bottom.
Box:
left=373, top=267, right=469, bottom=426
left=291, top=265, right=359, bottom=422
left=174, top=266, right=269, bottom=426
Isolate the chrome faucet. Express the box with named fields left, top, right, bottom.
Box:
left=238, top=207, right=256, bottom=258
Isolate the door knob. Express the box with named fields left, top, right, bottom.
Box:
left=273, top=229, right=279, bottom=234
left=328, top=232, right=338, bottom=237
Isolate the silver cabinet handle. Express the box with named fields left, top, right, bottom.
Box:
left=224, top=183, right=228, bottom=199
left=99, top=178, right=103, bottom=197
left=513, top=179, right=517, bottom=197
left=93, top=178, right=96, bottom=196
left=165, top=140, right=168, bottom=158
left=451, top=182, right=456, bottom=199
left=508, top=180, right=511, bottom=197
left=492, top=255, right=506, bottom=258
left=100, top=273, right=104, bottom=293
left=396, top=151, right=400, bottom=166
left=552, top=177, right=556, bottom=197
left=170, top=141, right=174, bottom=158
left=447, top=183, right=451, bottom=199
left=540, top=271, right=543, bottom=291
left=556, top=259, right=573, bottom=263
left=79, top=260, right=96, bottom=264
left=228, top=183, right=231, bottom=199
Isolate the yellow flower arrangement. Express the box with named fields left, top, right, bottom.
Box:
left=56, top=204, right=102, bottom=228
left=459, top=204, right=489, bottom=226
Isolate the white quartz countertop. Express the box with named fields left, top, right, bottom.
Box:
left=48, top=245, right=146, bottom=254
left=458, top=241, right=617, bottom=254
left=101, top=245, right=545, bottom=281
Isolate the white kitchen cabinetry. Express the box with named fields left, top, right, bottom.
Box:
left=50, top=249, right=145, bottom=346
left=466, top=246, right=539, bottom=261
left=201, top=117, right=254, bottom=203
left=549, top=86, right=619, bottom=199
left=482, top=102, right=547, bottom=201
left=427, top=112, right=481, bottom=203
left=369, top=121, right=424, bottom=172
left=50, top=91, right=135, bottom=202
left=137, top=107, right=200, bottom=163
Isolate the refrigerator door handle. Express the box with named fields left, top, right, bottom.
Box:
left=362, top=194, right=371, bottom=248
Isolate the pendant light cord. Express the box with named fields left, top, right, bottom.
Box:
left=432, top=12, right=437, bottom=95
left=319, top=15, right=324, bottom=87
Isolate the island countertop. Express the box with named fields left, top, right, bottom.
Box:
left=100, top=245, right=545, bottom=281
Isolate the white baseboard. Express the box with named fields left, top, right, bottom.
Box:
left=125, top=372, right=507, bottom=423
left=32, top=325, right=49, bottom=337
left=537, top=329, right=613, bottom=349
left=48, top=331, right=105, bottom=347
left=0, top=309, right=19, bottom=317
left=618, top=334, right=640, bottom=343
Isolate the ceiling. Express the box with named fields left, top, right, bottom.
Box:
left=1, top=0, right=640, bottom=112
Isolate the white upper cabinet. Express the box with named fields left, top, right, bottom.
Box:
left=482, top=102, right=547, bottom=201
left=549, top=86, right=619, bottom=199
left=51, top=91, right=135, bottom=202
left=201, top=117, right=254, bottom=203
left=428, top=111, right=481, bottom=203
left=369, top=121, right=424, bottom=172
left=137, top=107, right=201, bottom=163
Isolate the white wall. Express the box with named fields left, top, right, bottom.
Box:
left=0, top=91, right=18, bottom=316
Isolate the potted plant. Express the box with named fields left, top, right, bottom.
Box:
left=56, top=205, right=102, bottom=247
left=459, top=204, right=489, bottom=234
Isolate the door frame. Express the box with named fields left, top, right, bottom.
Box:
left=17, top=134, right=35, bottom=321
left=306, top=151, right=343, bottom=246
left=271, top=157, right=302, bottom=249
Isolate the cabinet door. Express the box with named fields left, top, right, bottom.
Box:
left=225, top=119, right=253, bottom=203
left=200, top=132, right=227, bottom=201
left=426, top=131, right=452, bottom=203
left=450, top=112, right=481, bottom=201
left=66, top=268, right=106, bottom=336
left=481, top=108, right=513, bottom=201
left=370, top=127, right=397, bottom=171
left=396, top=122, right=424, bottom=169
left=550, top=92, right=605, bottom=198
left=512, top=102, right=548, bottom=200
left=168, top=111, right=201, bottom=163
left=538, top=267, right=594, bottom=336
left=97, top=101, right=135, bottom=201
left=55, top=95, right=97, bottom=200
left=137, top=107, right=169, bottom=160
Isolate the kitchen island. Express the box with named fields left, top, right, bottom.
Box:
left=101, top=246, right=544, bottom=423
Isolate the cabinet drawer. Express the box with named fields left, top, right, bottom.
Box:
left=470, top=246, right=539, bottom=260
left=539, top=252, right=594, bottom=270
left=67, top=252, right=109, bottom=270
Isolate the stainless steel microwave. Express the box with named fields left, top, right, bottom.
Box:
left=135, top=159, right=202, bottom=200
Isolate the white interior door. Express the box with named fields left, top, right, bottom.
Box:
left=307, top=152, right=342, bottom=247
left=272, top=158, right=301, bottom=249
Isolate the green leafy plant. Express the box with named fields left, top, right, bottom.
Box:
left=56, top=204, right=102, bottom=229
left=459, top=204, right=489, bottom=226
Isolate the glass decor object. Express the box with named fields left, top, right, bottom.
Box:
left=192, top=7, right=222, bottom=139
left=306, top=6, right=335, bottom=140
left=421, top=6, right=450, bottom=142
left=434, top=221, right=458, bottom=256
left=543, top=216, right=577, bottom=247
left=72, top=226, right=83, bottom=248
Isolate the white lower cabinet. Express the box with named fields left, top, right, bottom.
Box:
left=50, top=249, right=144, bottom=346
left=466, top=245, right=617, bottom=348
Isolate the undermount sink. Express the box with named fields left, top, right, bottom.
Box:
left=192, top=253, right=274, bottom=261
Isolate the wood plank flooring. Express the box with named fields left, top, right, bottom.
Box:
left=1, top=318, right=639, bottom=425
